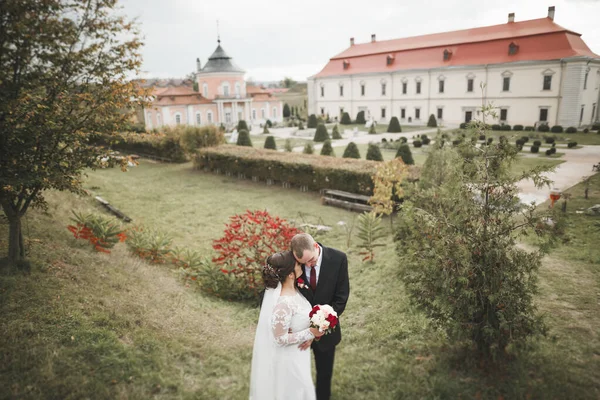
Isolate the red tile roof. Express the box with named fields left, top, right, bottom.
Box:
left=152, top=86, right=212, bottom=106
left=314, top=18, right=599, bottom=77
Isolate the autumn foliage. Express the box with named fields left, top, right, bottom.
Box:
left=67, top=212, right=126, bottom=253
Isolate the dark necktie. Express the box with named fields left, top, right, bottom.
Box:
left=309, top=265, right=317, bottom=291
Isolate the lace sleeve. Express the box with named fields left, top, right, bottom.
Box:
left=271, top=301, right=314, bottom=347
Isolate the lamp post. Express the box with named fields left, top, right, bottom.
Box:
left=549, top=188, right=561, bottom=208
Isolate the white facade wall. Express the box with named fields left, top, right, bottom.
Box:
left=308, top=59, right=600, bottom=128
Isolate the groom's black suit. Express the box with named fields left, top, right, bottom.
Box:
left=297, top=244, right=350, bottom=400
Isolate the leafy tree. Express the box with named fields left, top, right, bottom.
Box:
left=356, top=111, right=366, bottom=124
left=280, top=77, right=297, bottom=88
left=303, top=143, right=314, bottom=154
left=332, top=125, right=342, bottom=139
left=342, top=142, right=361, bottom=159
left=307, top=114, right=318, bottom=129
left=283, top=103, right=291, bottom=118
left=395, top=106, right=563, bottom=360
left=236, top=129, right=253, bottom=146
left=427, top=114, right=438, bottom=128
left=387, top=117, right=402, bottom=133
left=320, top=140, right=335, bottom=156
left=0, top=0, right=145, bottom=267
left=264, top=136, right=277, bottom=150
left=395, top=144, right=414, bottom=165
left=366, top=144, right=384, bottom=161
left=340, top=112, right=352, bottom=125
left=313, top=124, right=330, bottom=142
left=237, top=120, right=249, bottom=131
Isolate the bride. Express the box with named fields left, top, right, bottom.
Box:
left=249, top=251, right=324, bottom=400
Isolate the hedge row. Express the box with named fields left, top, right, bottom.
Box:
left=193, top=145, right=419, bottom=195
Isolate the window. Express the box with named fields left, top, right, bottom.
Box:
left=320, top=107, right=325, bottom=115
left=584, top=70, right=589, bottom=90
left=500, top=109, right=508, bottom=121
left=401, top=108, right=406, bottom=119
left=320, top=86, right=324, bottom=97
left=203, top=83, right=208, bottom=97
left=225, top=112, right=231, bottom=123
left=437, top=108, right=443, bottom=119
left=415, top=108, right=421, bottom=119
left=175, top=113, right=182, bottom=125
left=402, top=82, right=407, bottom=94
left=592, top=103, right=597, bottom=122
left=196, top=112, right=201, bottom=125
left=223, top=84, right=230, bottom=96
left=273, top=107, right=277, bottom=119
left=580, top=105, right=585, bottom=125
left=543, top=75, right=552, bottom=91
left=416, top=82, right=421, bottom=94
left=467, top=79, right=474, bottom=92
left=343, top=60, right=349, bottom=70
left=386, top=55, right=394, bottom=65
left=207, top=111, right=213, bottom=123
left=261, top=108, right=266, bottom=119
left=539, top=108, right=548, bottom=122
left=361, top=84, right=365, bottom=96
left=381, top=83, right=386, bottom=96
left=503, top=77, right=510, bottom=92
left=146, top=112, right=153, bottom=129
left=508, top=42, right=519, bottom=55
left=252, top=109, right=256, bottom=120
left=439, top=80, right=445, bottom=93
left=381, top=108, right=386, bottom=119
left=443, top=49, right=452, bottom=61
left=339, top=85, right=344, bottom=97
left=235, top=83, right=241, bottom=96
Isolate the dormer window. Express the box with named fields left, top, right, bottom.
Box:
left=508, top=42, right=519, bottom=55
left=343, top=60, right=350, bottom=70
left=386, top=54, right=394, bottom=66
left=443, top=49, right=452, bottom=61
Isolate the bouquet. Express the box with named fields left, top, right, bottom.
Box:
left=309, top=304, right=338, bottom=335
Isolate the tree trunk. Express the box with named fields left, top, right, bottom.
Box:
left=585, top=188, right=589, bottom=199
left=7, top=215, right=24, bottom=265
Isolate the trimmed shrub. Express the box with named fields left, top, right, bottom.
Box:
left=567, top=141, right=578, bottom=148
left=520, top=136, right=529, bottom=143
left=544, top=137, right=555, bottom=144
left=298, top=121, right=304, bottom=130
left=178, top=125, right=226, bottom=154
left=479, top=135, right=486, bottom=140
left=366, top=144, right=383, bottom=161
left=515, top=139, right=525, bottom=146
left=263, top=125, right=269, bottom=134
left=545, top=149, right=553, bottom=156
left=284, top=139, right=293, bottom=152
left=459, top=123, right=468, bottom=129
left=313, top=124, right=330, bottom=142
left=264, top=135, right=277, bottom=150
left=387, top=116, right=402, bottom=133
left=369, top=124, right=377, bottom=134
left=566, top=126, right=577, bottom=133
left=487, top=138, right=494, bottom=145
left=266, top=119, right=273, bottom=128
left=381, top=138, right=388, bottom=143
left=491, top=124, right=502, bottom=131
left=533, top=140, right=542, bottom=146
left=236, top=129, right=252, bottom=147
left=303, top=143, right=314, bottom=154
left=356, top=111, right=366, bottom=124
left=421, top=136, right=431, bottom=145
left=395, top=144, right=414, bottom=165
left=340, top=112, right=352, bottom=125
left=513, top=125, right=524, bottom=131
left=501, top=124, right=511, bottom=131
left=530, top=146, right=539, bottom=153
left=332, top=124, right=342, bottom=139
left=342, top=142, right=361, bottom=159
left=400, top=137, right=408, bottom=143
left=550, top=125, right=563, bottom=133
left=427, top=114, right=437, bottom=128
left=525, top=126, right=535, bottom=131
left=307, top=114, right=318, bottom=128
left=413, top=140, right=423, bottom=148
left=237, top=120, right=249, bottom=132
left=583, top=128, right=589, bottom=133
left=283, top=103, right=291, bottom=118
left=320, top=140, right=335, bottom=156
left=538, top=124, right=550, bottom=132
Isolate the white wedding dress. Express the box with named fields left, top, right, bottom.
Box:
left=249, top=283, right=316, bottom=400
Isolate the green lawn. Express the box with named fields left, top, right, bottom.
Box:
left=1, top=161, right=599, bottom=399
left=509, top=155, right=565, bottom=176
left=249, top=135, right=312, bottom=150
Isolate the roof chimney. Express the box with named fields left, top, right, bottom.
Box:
left=371, top=34, right=376, bottom=43
left=350, top=37, right=355, bottom=46
left=508, top=13, right=515, bottom=23
left=196, top=57, right=201, bottom=72
left=548, top=6, right=555, bottom=20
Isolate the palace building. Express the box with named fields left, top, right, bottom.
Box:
left=308, top=7, right=600, bottom=128
left=144, top=40, right=283, bottom=129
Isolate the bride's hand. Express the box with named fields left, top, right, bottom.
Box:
left=310, top=328, right=325, bottom=338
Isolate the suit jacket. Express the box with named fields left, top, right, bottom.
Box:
left=297, top=244, right=350, bottom=350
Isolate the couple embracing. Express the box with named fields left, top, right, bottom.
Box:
left=249, top=233, right=350, bottom=400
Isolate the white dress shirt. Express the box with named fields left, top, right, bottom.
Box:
left=304, top=244, right=323, bottom=286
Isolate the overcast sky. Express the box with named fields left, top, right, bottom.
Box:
left=121, top=0, right=600, bottom=82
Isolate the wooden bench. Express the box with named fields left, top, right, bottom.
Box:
left=320, top=189, right=373, bottom=213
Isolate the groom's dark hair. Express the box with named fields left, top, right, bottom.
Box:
left=291, top=233, right=315, bottom=259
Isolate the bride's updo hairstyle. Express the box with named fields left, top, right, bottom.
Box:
left=262, top=251, right=296, bottom=289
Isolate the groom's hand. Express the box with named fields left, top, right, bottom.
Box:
left=298, top=339, right=313, bottom=351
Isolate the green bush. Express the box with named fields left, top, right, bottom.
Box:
left=236, top=129, right=252, bottom=147
left=545, top=149, right=553, bottom=156
left=525, top=126, right=535, bottom=131
left=369, top=124, right=377, bottom=134
left=427, top=114, right=437, bottom=128
left=538, top=124, right=550, bottom=132
left=479, top=135, right=486, bottom=140
left=491, top=124, right=502, bottom=131
left=283, top=103, right=290, bottom=118
left=452, top=139, right=462, bottom=146
left=396, top=144, right=414, bottom=165
left=459, top=123, right=468, bottom=129
left=521, top=136, right=529, bottom=143
left=421, top=136, right=431, bottom=145
left=307, top=114, right=318, bottom=128
left=487, top=138, right=494, bottom=145
left=533, top=140, right=542, bottom=146
left=356, top=110, right=366, bottom=124
left=340, top=112, right=352, bottom=125
left=550, top=125, right=563, bottom=133
left=266, top=119, right=273, bottom=128
left=178, top=125, right=226, bottom=154
left=592, top=123, right=600, bottom=131
left=264, top=135, right=277, bottom=150
left=513, top=125, right=524, bottom=131
left=567, top=141, right=578, bottom=148
left=387, top=117, right=402, bottom=133
left=320, top=140, right=335, bottom=156
left=366, top=143, right=383, bottom=161
left=342, top=142, right=361, bottom=159
left=413, top=140, right=423, bottom=148
left=566, top=126, right=577, bottom=133
left=298, top=121, right=305, bottom=130
left=400, top=137, right=408, bottom=144
left=284, top=139, right=293, bottom=152
left=313, top=124, right=330, bottom=142
left=544, top=137, right=555, bottom=144
left=332, top=124, right=342, bottom=139
left=303, top=143, right=314, bottom=154
left=501, top=124, right=511, bottom=131
left=530, top=145, right=539, bottom=153
left=263, top=125, right=269, bottom=134
left=237, top=120, right=249, bottom=132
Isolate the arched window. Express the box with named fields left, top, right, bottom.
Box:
left=207, top=111, right=213, bottom=123
left=235, top=82, right=241, bottom=96
left=223, top=82, right=230, bottom=97
left=272, top=107, right=277, bottom=118
left=261, top=108, right=266, bottom=119
left=196, top=112, right=202, bottom=125
left=252, top=109, right=257, bottom=120
left=203, top=83, right=208, bottom=97
left=175, top=113, right=182, bottom=125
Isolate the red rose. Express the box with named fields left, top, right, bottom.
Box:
left=326, top=314, right=338, bottom=328
left=297, top=278, right=304, bottom=286
left=309, top=305, right=320, bottom=318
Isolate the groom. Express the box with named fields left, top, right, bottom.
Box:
left=291, top=233, right=350, bottom=400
